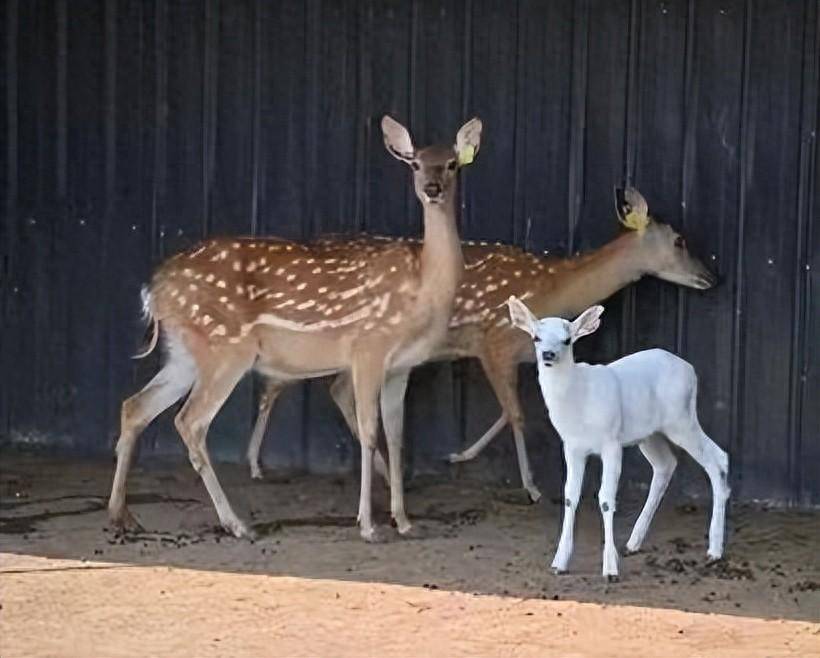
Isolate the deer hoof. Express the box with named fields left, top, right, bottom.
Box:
left=624, top=541, right=641, bottom=556
left=397, top=523, right=428, bottom=540
left=226, top=520, right=256, bottom=540
left=360, top=526, right=387, bottom=544
left=526, top=487, right=542, bottom=504
left=110, top=507, right=144, bottom=533
left=495, top=488, right=535, bottom=506
left=447, top=452, right=467, bottom=463
left=705, top=553, right=724, bottom=566
left=606, top=574, right=620, bottom=583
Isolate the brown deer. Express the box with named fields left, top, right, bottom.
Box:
left=245, top=188, right=716, bottom=502
left=107, top=115, right=483, bottom=542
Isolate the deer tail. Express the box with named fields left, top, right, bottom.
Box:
left=132, top=286, right=160, bottom=360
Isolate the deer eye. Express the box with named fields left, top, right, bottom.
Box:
left=563, top=338, right=571, bottom=346
left=674, top=236, right=686, bottom=249
left=446, top=159, right=458, bottom=171
left=410, top=161, right=421, bottom=171
left=533, top=335, right=541, bottom=343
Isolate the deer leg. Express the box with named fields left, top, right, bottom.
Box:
left=246, top=378, right=284, bottom=480
left=380, top=369, right=411, bottom=534
left=351, top=356, right=388, bottom=543
left=329, top=373, right=389, bottom=484
left=625, top=434, right=677, bottom=553
left=108, top=355, right=195, bottom=530
left=174, top=353, right=255, bottom=539
left=483, top=356, right=541, bottom=502
left=447, top=414, right=508, bottom=462
left=668, top=424, right=730, bottom=560
left=599, top=443, right=623, bottom=580
left=552, top=445, right=587, bottom=574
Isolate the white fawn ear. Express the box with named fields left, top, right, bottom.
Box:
left=455, top=117, right=482, bottom=166
left=507, top=295, right=538, bottom=338
left=381, top=115, right=416, bottom=163
left=570, top=305, right=605, bottom=343
left=614, top=186, right=650, bottom=232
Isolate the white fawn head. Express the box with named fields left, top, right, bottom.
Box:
left=381, top=115, right=482, bottom=205
left=508, top=296, right=604, bottom=368
left=615, top=186, right=717, bottom=290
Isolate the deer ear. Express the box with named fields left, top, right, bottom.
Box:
left=507, top=295, right=538, bottom=338
left=614, top=186, right=650, bottom=232
left=570, top=305, right=604, bottom=342
left=381, top=115, right=415, bottom=162
left=455, top=117, right=482, bottom=166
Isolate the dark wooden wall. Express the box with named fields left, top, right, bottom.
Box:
left=1, top=0, right=818, bottom=504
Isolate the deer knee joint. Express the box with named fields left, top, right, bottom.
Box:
left=188, top=449, right=205, bottom=473
left=598, top=496, right=615, bottom=514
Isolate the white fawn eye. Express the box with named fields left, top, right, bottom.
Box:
left=563, top=338, right=571, bottom=346
left=533, top=335, right=542, bottom=343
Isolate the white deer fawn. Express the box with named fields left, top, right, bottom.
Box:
left=508, top=297, right=730, bottom=579
left=245, top=187, right=717, bottom=503
left=107, top=115, right=482, bottom=542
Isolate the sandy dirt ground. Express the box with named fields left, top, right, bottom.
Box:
left=1, top=455, right=818, bottom=657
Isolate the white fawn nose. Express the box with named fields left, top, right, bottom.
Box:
left=541, top=350, right=556, bottom=362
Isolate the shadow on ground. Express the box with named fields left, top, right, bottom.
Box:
left=1, top=453, right=818, bottom=622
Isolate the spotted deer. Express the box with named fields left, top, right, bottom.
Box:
left=107, top=115, right=483, bottom=542
left=245, top=188, right=717, bottom=502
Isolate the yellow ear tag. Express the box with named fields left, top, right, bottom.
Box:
left=458, top=144, right=475, bottom=166
left=621, top=210, right=648, bottom=232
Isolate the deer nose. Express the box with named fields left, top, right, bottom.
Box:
left=423, top=182, right=442, bottom=199
left=541, top=350, right=556, bottom=362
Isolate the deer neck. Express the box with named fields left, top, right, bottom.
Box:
left=536, top=354, right=577, bottom=404
left=529, top=232, right=647, bottom=319
left=418, top=194, right=463, bottom=311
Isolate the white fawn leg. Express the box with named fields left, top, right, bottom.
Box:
left=671, top=425, right=730, bottom=560
left=552, top=446, right=587, bottom=573
left=599, top=443, right=623, bottom=579
left=109, top=356, right=195, bottom=529
left=380, top=370, right=411, bottom=534
left=625, top=434, right=678, bottom=553
left=246, top=379, right=283, bottom=480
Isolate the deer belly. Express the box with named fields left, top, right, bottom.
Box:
left=254, top=328, right=349, bottom=380
left=388, top=335, right=438, bottom=370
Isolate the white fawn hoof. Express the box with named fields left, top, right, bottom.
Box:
left=602, top=551, right=620, bottom=579
left=551, top=556, right=569, bottom=575
left=606, top=574, right=620, bottom=583
left=250, top=465, right=264, bottom=480
left=624, top=539, right=642, bottom=555
left=447, top=452, right=469, bottom=464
